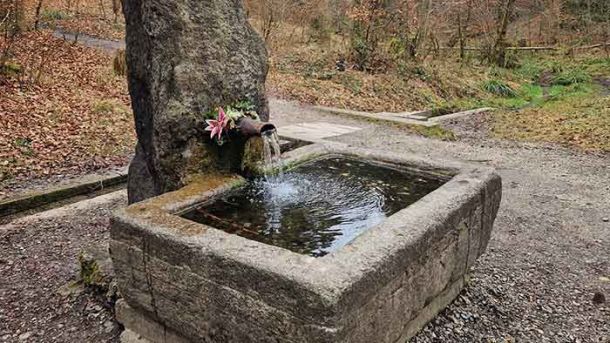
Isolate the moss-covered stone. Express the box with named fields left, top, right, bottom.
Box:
left=78, top=244, right=114, bottom=289
left=124, top=0, right=269, bottom=204
left=79, top=252, right=106, bottom=287
left=78, top=244, right=120, bottom=305
left=241, top=137, right=265, bottom=176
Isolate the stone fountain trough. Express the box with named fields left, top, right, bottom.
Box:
left=110, top=142, right=501, bottom=343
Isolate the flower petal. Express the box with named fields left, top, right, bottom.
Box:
left=210, top=125, right=220, bottom=139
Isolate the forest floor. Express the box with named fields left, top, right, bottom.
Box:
left=0, top=31, right=133, bottom=199
left=1, top=100, right=608, bottom=342
left=2, top=0, right=610, bottom=196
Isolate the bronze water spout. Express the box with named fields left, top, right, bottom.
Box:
left=236, top=117, right=276, bottom=137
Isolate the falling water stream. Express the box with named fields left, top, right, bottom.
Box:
left=261, top=130, right=283, bottom=177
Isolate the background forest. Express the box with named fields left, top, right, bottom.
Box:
left=1, top=0, right=609, bottom=192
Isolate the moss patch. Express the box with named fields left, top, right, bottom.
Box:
left=492, top=88, right=610, bottom=151
left=410, top=125, right=457, bottom=141
left=78, top=251, right=106, bottom=288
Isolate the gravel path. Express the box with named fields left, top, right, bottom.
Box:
left=272, top=99, right=610, bottom=342
left=1, top=99, right=608, bottom=342
left=0, top=192, right=127, bottom=343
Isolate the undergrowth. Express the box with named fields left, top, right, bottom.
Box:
left=269, top=42, right=609, bottom=149
left=482, top=79, right=517, bottom=98
left=487, top=55, right=609, bottom=151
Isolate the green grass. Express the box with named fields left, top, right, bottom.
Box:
left=515, top=60, right=545, bottom=81
left=493, top=87, right=610, bottom=151
left=552, top=68, right=591, bottom=86
left=92, top=99, right=130, bottom=116
left=410, top=125, right=456, bottom=141
left=338, top=74, right=363, bottom=94
left=516, top=55, right=606, bottom=83
left=482, top=79, right=517, bottom=97
left=15, top=137, right=32, bottom=147
left=14, top=137, right=34, bottom=157
left=1, top=61, right=22, bottom=77
left=483, top=54, right=609, bottom=151
left=41, top=9, right=71, bottom=21
left=464, top=76, right=596, bottom=111
left=0, top=166, right=12, bottom=182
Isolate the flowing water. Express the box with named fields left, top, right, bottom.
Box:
left=182, top=157, right=446, bottom=257
left=261, top=130, right=283, bottom=176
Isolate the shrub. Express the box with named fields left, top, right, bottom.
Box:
left=1, top=61, right=22, bottom=77
left=0, top=0, right=25, bottom=75
left=552, top=68, right=591, bottom=86
left=348, top=0, right=387, bottom=72
left=112, top=49, right=127, bottom=76
left=0, top=0, right=25, bottom=34
left=308, top=16, right=331, bottom=43
left=483, top=79, right=516, bottom=98
left=41, top=9, right=71, bottom=21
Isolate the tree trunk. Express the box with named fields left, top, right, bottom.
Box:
left=34, top=0, right=44, bottom=30
left=458, top=12, right=465, bottom=60
left=98, top=0, right=106, bottom=20
left=112, top=0, right=121, bottom=23
left=493, top=0, right=516, bottom=66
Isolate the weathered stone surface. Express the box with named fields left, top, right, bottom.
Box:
left=79, top=243, right=120, bottom=305
left=111, top=143, right=502, bottom=343
left=116, top=300, right=189, bottom=343
left=79, top=243, right=113, bottom=288
left=123, top=0, right=269, bottom=203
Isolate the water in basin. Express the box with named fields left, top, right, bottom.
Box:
left=182, top=157, right=446, bottom=257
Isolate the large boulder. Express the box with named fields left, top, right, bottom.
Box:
left=123, top=0, right=269, bottom=203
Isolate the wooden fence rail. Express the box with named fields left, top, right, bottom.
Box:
left=439, top=43, right=609, bottom=52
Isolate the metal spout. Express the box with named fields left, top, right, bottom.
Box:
left=236, top=117, right=276, bottom=137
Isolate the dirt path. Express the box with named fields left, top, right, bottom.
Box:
left=1, top=99, right=608, bottom=342
left=52, top=29, right=125, bottom=53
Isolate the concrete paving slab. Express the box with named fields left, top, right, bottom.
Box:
left=278, top=122, right=362, bottom=141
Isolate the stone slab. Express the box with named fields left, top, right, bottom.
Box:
left=313, top=106, right=440, bottom=128
left=0, top=170, right=127, bottom=218
left=110, top=142, right=502, bottom=342
left=278, top=122, right=362, bottom=142
left=116, top=300, right=189, bottom=343
left=429, top=107, right=494, bottom=123
left=120, top=329, right=151, bottom=343
left=312, top=105, right=494, bottom=126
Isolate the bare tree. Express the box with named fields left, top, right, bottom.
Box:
left=1, top=0, right=24, bottom=73
left=98, top=0, right=107, bottom=20
left=34, top=0, right=44, bottom=30
left=112, top=0, right=122, bottom=23
left=492, top=0, right=516, bottom=66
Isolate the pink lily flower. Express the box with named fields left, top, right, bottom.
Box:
left=205, top=107, right=229, bottom=140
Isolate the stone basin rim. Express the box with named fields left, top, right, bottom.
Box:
left=112, top=142, right=501, bottom=310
